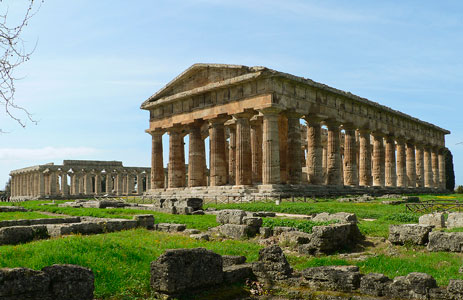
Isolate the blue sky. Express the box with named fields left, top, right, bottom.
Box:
left=1, top=0, right=462, bottom=187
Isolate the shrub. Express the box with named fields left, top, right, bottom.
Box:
left=456, top=186, right=463, bottom=194
left=383, top=213, right=419, bottom=223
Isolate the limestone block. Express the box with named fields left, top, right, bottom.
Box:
left=385, top=273, right=437, bottom=299
left=155, top=223, right=186, bottom=232
left=190, top=233, right=209, bottom=241
left=279, top=231, right=311, bottom=245
left=248, top=211, right=276, bottom=217
left=223, top=264, right=253, bottom=283
left=42, top=264, right=94, bottom=300
left=419, top=213, right=445, bottom=228
left=427, top=231, right=463, bottom=252
left=303, top=266, right=361, bottom=293
left=448, top=280, right=463, bottom=298
left=447, top=213, right=463, bottom=229
left=251, top=245, right=292, bottom=282
left=222, top=255, right=246, bottom=268
left=242, top=217, right=263, bottom=228
left=216, top=209, right=247, bottom=225
left=259, top=226, right=273, bottom=238
left=97, top=219, right=138, bottom=232
left=150, top=248, right=223, bottom=295
left=0, top=225, right=49, bottom=245
left=388, top=224, right=433, bottom=245
left=273, top=226, right=297, bottom=235
left=0, top=267, right=50, bottom=299
left=217, top=224, right=256, bottom=239
left=133, top=214, right=155, bottom=229
left=0, top=217, right=81, bottom=229
left=184, top=229, right=200, bottom=235
left=312, top=212, right=358, bottom=224
left=359, top=273, right=391, bottom=297
left=0, top=206, right=28, bottom=212
left=46, top=222, right=103, bottom=237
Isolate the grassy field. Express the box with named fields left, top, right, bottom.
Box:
left=0, top=211, right=62, bottom=221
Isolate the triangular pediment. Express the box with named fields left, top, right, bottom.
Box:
left=142, top=63, right=259, bottom=107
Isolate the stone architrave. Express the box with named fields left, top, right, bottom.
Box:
left=151, top=131, right=165, bottom=189
left=343, top=125, right=358, bottom=186
left=168, top=126, right=186, bottom=188
left=358, top=129, right=372, bottom=186
left=396, top=139, right=407, bottom=188
left=438, top=149, right=446, bottom=189
left=188, top=123, right=206, bottom=187
left=424, top=146, right=433, bottom=188
left=286, top=112, right=302, bottom=184
left=326, top=121, right=342, bottom=186
left=385, top=135, right=397, bottom=187
left=431, top=147, right=439, bottom=189
left=209, top=118, right=228, bottom=186
left=234, top=112, right=253, bottom=185
left=250, top=118, right=263, bottom=184
left=306, top=118, right=324, bottom=185
left=415, top=144, right=425, bottom=188
left=260, top=108, right=281, bottom=185
left=406, top=141, right=416, bottom=188
left=372, top=132, right=385, bottom=187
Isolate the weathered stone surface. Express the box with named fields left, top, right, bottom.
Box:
left=427, top=231, right=463, bottom=252
left=216, top=209, right=248, bottom=225
left=155, top=223, right=186, bottom=232
left=0, top=267, right=50, bottom=299
left=419, top=213, right=445, bottom=228
left=0, top=217, right=81, bottom=229
left=97, top=219, right=138, bottom=232
left=259, top=226, right=272, bottom=238
left=303, top=266, right=361, bottom=293
left=312, top=212, right=358, bottom=224
left=184, top=228, right=200, bottom=234
left=388, top=224, right=433, bottom=245
left=279, top=231, right=311, bottom=245
left=385, top=273, right=437, bottom=299
left=46, top=222, right=103, bottom=237
left=447, top=279, right=463, bottom=298
left=0, top=206, right=28, bottom=212
left=42, top=264, right=94, bottom=300
left=359, top=273, right=391, bottom=296
left=217, top=224, right=256, bottom=239
left=251, top=245, right=292, bottom=282
left=447, top=213, right=463, bottom=229
left=150, top=248, right=223, bottom=295
left=223, top=264, right=253, bottom=283
left=222, top=255, right=246, bottom=267
left=242, top=217, right=263, bottom=228
left=406, top=272, right=437, bottom=296
left=190, top=233, right=209, bottom=241
left=0, top=225, right=49, bottom=245
left=402, top=196, right=420, bottom=202
left=273, top=226, right=297, bottom=235
left=248, top=211, right=276, bottom=217
left=133, top=214, right=155, bottom=229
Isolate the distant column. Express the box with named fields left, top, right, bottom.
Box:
left=286, top=112, right=302, bottom=185
left=260, top=108, right=281, bottom=185
left=415, top=144, right=425, bottom=187
left=83, top=172, right=92, bottom=195
left=372, top=132, right=385, bottom=187
left=95, top=172, right=101, bottom=195
left=168, top=126, right=186, bottom=188
left=326, top=121, right=342, bottom=186
left=234, top=112, right=253, bottom=185
left=406, top=141, right=416, bottom=188
left=343, top=125, right=358, bottom=186
left=188, top=123, right=206, bottom=187
left=151, top=131, right=165, bottom=189
left=358, top=129, right=372, bottom=186
left=106, top=173, right=113, bottom=194
left=38, top=172, right=45, bottom=197
left=116, top=171, right=123, bottom=195
left=61, top=172, right=69, bottom=196
left=136, top=173, right=143, bottom=194
left=278, top=114, right=288, bottom=184
left=424, top=145, right=433, bottom=188
left=306, top=118, right=323, bottom=185
left=431, top=146, right=440, bottom=188
left=438, top=148, right=446, bottom=189
left=396, top=138, right=407, bottom=188
left=127, top=173, right=134, bottom=195
left=250, top=118, right=263, bottom=184
left=385, top=135, right=397, bottom=187
left=209, top=118, right=228, bottom=186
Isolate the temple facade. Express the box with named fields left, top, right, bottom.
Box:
left=9, top=160, right=150, bottom=200
left=141, top=64, right=450, bottom=199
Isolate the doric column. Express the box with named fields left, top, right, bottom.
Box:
left=168, top=126, right=186, bottom=188
left=424, top=145, right=433, bottom=188
left=431, top=147, right=439, bottom=189
left=136, top=173, right=143, bottom=194
left=61, top=172, right=69, bottom=196
left=286, top=112, right=302, bottom=184
left=209, top=118, right=228, bottom=186
left=106, top=173, right=113, bottom=194
left=372, top=132, right=385, bottom=187
left=278, top=114, right=288, bottom=183
left=95, top=172, right=101, bottom=195
left=325, top=121, right=342, bottom=185
left=385, top=135, right=397, bottom=187
left=234, top=112, right=253, bottom=185
left=343, top=125, right=358, bottom=186
left=228, top=123, right=236, bottom=185
left=38, top=172, right=45, bottom=197
left=406, top=141, right=417, bottom=188
left=260, top=108, right=281, bottom=185
left=49, top=171, right=57, bottom=196
left=415, top=144, right=425, bottom=187
left=358, top=129, right=372, bottom=186
left=188, top=122, right=206, bottom=187
left=116, top=171, right=123, bottom=195
left=250, top=118, right=263, bottom=184
left=438, top=148, right=446, bottom=189
left=84, top=171, right=93, bottom=195
left=70, top=173, right=76, bottom=195
left=127, top=173, right=134, bottom=195
left=150, top=131, right=165, bottom=189
left=305, top=118, right=323, bottom=185
left=396, top=138, right=407, bottom=188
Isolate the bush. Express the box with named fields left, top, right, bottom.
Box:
left=383, top=213, right=419, bottom=223
left=456, top=186, right=463, bottom=194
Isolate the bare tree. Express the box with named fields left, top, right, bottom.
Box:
left=0, top=0, right=42, bottom=129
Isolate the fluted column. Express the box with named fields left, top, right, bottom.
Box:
left=116, top=171, right=123, bottom=195
left=415, top=144, right=425, bottom=187
left=127, top=173, right=135, bottom=195
left=343, top=126, right=358, bottom=186
left=424, top=145, right=433, bottom=188
left=431, top=147, right=439, bottom=189
left=385, top=136, right=396, bottom=187
left=396, top=139, right=407, bottom=188
left=228, top=123, right=236, bottom=185
left=372, top=132, right=385, bottom=187
left=84, top=172, right=93, bottom=195
left=286, top=112, right=302, bottom=184
left=151, top=131, right=165, bottom=189
left=136, top=173, right=143, bottom=194
left=306, top=118, right=323, bottom=185
left=439, top=148, right=446, bottom=189
left=278, top=114, right=288, bottom=184
left=188, top=123, right=205, bottom=187
left=167, top=126, right=186, bottom=188
left=61, top=172, right=69, bottom=196
left=326, top=121, right=342, bottom=186
left=250, top=118, right=263, bottom=184
left=106, top=173, right=113, bottom=194
left=406, top=142, right=416, bottom=188
left=358, top=129, right=372, bottom=186
left=261, top=108, right=281, bottom=184
left=95, top=172, right=101, bottom=195
left=70, top=173, right=77, bottom=195
left=209, top=118, right=228, bottom=186
left=234, top=112, right=253, bottom=185
left=38, top=172, right=45, bottom=197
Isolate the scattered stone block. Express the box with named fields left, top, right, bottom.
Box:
left=303, top=266, right=361, bottom=293
left=448, top=280, right=463, bottom=298
left=0, top=217, right=81, bottom=229
left=419, top=213, right=445, bottom=228
left=150, top=248, right=223, bottom=295
left=155, top=223, right=186, bottom=232
left=97, top=219, right=138, bottom=232
left=279, top=231, right=311, bottom=245
left=47, top=222, right=103, bottom=237
left=248, top=211, right=276, bottom=217
left=259, top=226, right=272, bottom=238
left=388, top=224, right=433, bottom=245
left=0, top=206, right=28, bottom=212
left=0, top=267, right=50, bottom=298
left=222, top=255, right=246, bottom=267
left=447, top=213, right=463, bottom=229
left=359, top=273, right=391, bottom=296
left=427, top=231, right=463, bottom=252
left=191, top=210, right=204, bottom=215
left=273, top=226, right=297, bottom=235
left=312, top=212, right=358, bottom=224
left=184, top=229, right=200, bottom=235
left=223, top=264, right=253, bottom=283
left=385, top=272, right=437, bottom=299
left=402, top=196, right=420, bottom=202
left=133, top=214, right=155, bottom=229
left=0, top=225, right=49, bottom=245
left=190, top=233, right=209, bottom=241
left=251, top=245, right=292, bottom=282
left=42, top=264, right=94, bottom=300
left=242, top=217, right=263, bottom=228
left=216, top=209, right=248, bottom=225
left=217, top=224, right=256, bottom=239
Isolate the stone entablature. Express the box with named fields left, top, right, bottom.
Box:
left=9, top=160, right=151, bottom=200
left=141, top=64, right=450, bottom=195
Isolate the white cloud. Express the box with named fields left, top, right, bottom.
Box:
left=0, top=147, right=98, bottom=161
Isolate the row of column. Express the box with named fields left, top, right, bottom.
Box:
left=150, top=109, right=446, bottom=190
left=10, top=170, right=151, bottom=198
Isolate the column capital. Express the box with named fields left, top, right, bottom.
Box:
left=149, top=129, right=165, bottom=137
left=324, top=119, right=341, bottom=129
left=167, top=124, right=185, bottom=134
left=341, top=123, right=356, bottom=131
left=284, top=110, right=302, bottom=119
left=357, top=128, right=371, bottom=134
left=232, top=111, right=255, bottom=120
left=257, top=107, right=282, bottom=116
left=208, top=115, right=230, bottom=126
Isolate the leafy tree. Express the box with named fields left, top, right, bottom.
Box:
left=444, top=148, right=455, bottom=191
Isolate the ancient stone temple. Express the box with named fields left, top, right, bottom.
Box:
left=141, top=64, right=450, bottom=200
left=9, top=160, right=150, bottom=201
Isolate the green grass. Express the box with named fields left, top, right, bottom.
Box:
left=262, top=217, right=335, bottom=234
left=0, top=211, right=61, bottom=221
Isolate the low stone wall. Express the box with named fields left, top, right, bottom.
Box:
left=0, top=206, right=28, bottom=212
left=388, top=224, right=433, bottom=245
left=0, top=217, right=81, bottom=228
left=0, top=264, right=94, bottom=300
